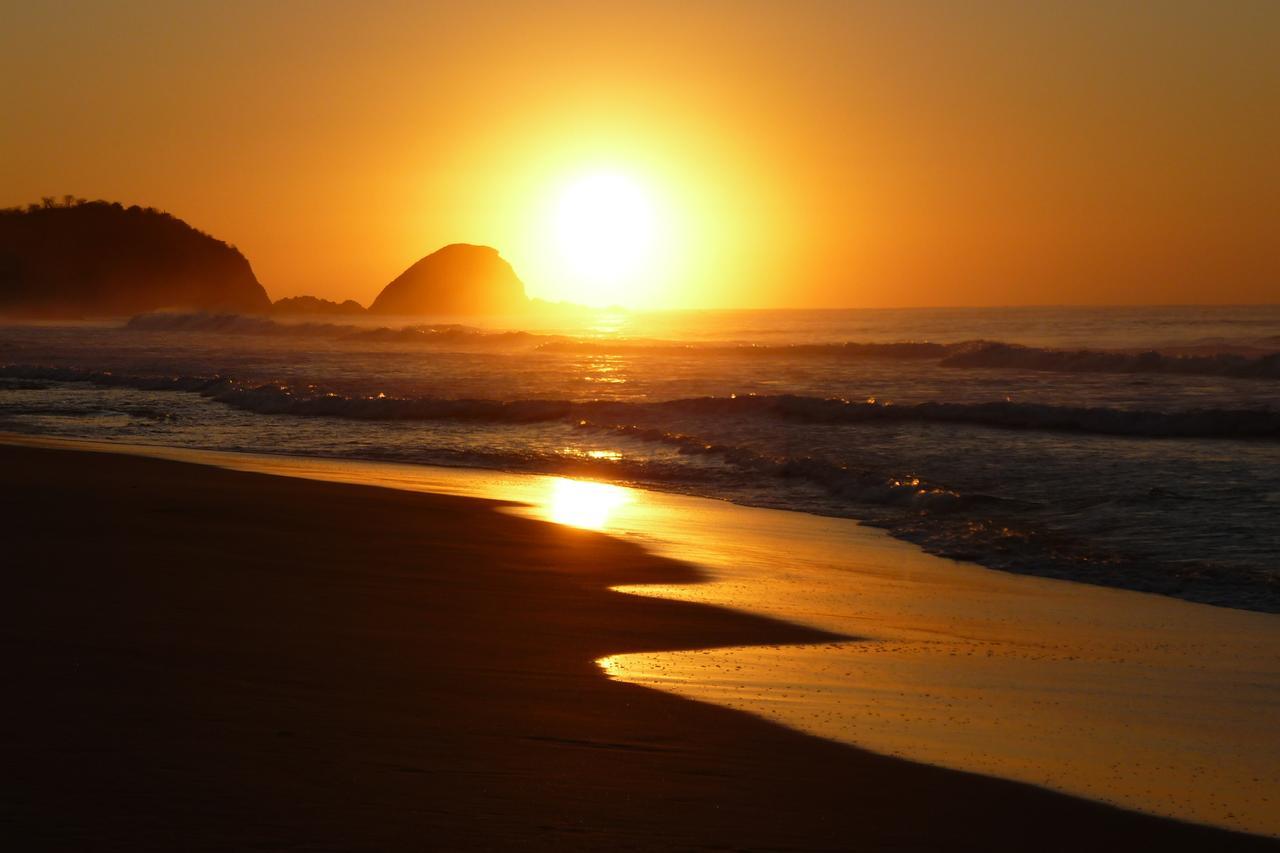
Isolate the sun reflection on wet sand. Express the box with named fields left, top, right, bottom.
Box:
left=542, top=477, right=632, bottom=530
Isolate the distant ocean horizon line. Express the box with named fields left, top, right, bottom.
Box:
left=31, top=301, right=1274, bottom=316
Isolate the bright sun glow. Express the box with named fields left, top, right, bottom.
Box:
left=553, top=172, right=658, bottom=306
left=544, top=477, right=632, bottom=530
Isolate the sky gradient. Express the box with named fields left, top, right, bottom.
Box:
left=3, top=0, right=1277, bottom=308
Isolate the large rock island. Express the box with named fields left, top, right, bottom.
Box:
left=369, top=244, right=528, bottom=316
left=0, top=199, right=271, bottom=318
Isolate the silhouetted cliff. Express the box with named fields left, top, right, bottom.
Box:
left=369, top=244, right=528, bottom=316
left=272, top=295, right=366, bottom=316
left=0, top=199, right=271, bottom=317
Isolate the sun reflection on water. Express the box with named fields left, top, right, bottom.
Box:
left=544, top=477, right=632, bottom=530
left=587, top=309, right=629, bottom=336
left=560, top=447, right=623, bottom=462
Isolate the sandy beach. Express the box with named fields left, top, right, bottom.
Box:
left=1, top=442, right=1274, bottom=850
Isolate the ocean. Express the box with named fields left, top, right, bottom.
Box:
left=2, top=304, right=1278, bottom=612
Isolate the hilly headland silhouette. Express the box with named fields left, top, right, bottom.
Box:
left=0, top=198, right=536, bottom=319
left=369, top=244, right=528, bottom=316
left=0, top=199, right=270, bottom=317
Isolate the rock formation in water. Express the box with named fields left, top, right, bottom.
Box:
left=369, top=244, right=528, bottom=316
left=0, top=199, right=271, bottom=318
left=272, top=295, right=366, bottom=316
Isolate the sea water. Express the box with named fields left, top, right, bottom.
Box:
left=2, top=304, right=1277, bottom=611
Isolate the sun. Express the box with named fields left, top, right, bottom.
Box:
left=553, top=171, right=658, bottom=305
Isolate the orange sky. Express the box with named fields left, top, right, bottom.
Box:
left=3, top=1, right=1277, bottom=309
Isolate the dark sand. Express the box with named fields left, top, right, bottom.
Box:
left=1, top=445, right=1273, bottom=851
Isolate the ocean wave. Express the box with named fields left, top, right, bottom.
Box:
left=122, top=312, right=1280, bottom=380
left=3, top=365, right=1276, bottom=439
left=544, top=338, right=1280, bottom=379
left=535, top=339, right=954, bottom=359
left=4, top=361, right=1276, bottom=612
left=125, top=312, right=350, bottom=337
left=124, top=312, right=546, bottom=347
left=571, top=419, right=983, bottom=512
left=604, top=395, right=1279, bottom=440
left=940, top=341, right=1280, bottom=379
left=705, top=394, right=1280, bottom=438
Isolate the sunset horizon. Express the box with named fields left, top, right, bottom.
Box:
left=2, top=3, right=1277, bottom=851
left=6, top=1, right=1278, bottom=310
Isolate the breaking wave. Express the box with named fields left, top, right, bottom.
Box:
left=124, top=312, right=1280, bottom=380
left=124, top=312, right=543, bottom=347
left=541, top=339, right=1280, bottom=379
left=3, top=364, right=1276, bottom=439
left=4, top=360, right=1277, bottom=612
left=939, top=341, right=1280, bottom=379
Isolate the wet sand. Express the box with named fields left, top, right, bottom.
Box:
left=602, top=510, right=1280, bottom=836
left=1, top=443, right=1274, bottom=850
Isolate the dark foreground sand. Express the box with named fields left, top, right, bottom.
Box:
left=1, top=445, right=1273, bottom=851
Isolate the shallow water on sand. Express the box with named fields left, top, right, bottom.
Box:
left=6, top=435, right=1278, bottom=837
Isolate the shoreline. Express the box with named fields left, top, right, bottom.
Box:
left=1, top=440, right=1276, bottom=849
left=2, top=388, right=1275, bottom=618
